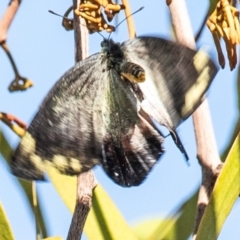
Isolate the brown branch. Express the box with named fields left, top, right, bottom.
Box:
left=67, top=171, right=98, bottom=240
left=0, top=112, right=26, bottom=137
left=66, top=1, right=98, bottom=239
left=0, top=1, right=33, bottom=92
left=168, top=0, right=223, bottom=238
left=0, top=0, right=21, bottom=43
left=192, top=101, right=223, bottom=237
left=73, top=0, right=89, bottom=62
left=0, top=42, right=33, bottom=92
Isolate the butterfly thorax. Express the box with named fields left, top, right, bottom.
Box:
left=101, top=39, right=145, bottom=83
left=100, top=39, right=124, bottom=71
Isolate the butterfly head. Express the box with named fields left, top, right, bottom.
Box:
left=100, top=39, right=123, bottom=59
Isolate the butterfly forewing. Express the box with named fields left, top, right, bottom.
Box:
left=122, top=37, right=218, bottom=129
left=11, top=55, right=104, bottom=179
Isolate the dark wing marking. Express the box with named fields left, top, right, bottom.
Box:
left=122, top=37, right=218, bottom=129
left=11, top=52, right=164, bottom=186
left=100, top=70, right=164, bottom=186
left=122, top=37, right=218, bottom=158
left=11, top=54, right=104, bottom=180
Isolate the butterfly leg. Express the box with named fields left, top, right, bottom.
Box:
left=169, top=130, right=189, bottom=161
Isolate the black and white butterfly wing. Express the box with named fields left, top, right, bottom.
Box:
left=11, top=50, right=164, bottom=186
left=11, top=54, right=104, bottom=180
left=100, top=69, right=163, bottom=186
left=122, top=37, right=218, bottom=128
left=121, top=37, right=218, bottom=155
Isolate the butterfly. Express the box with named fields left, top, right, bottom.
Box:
left=11, top=37, right=218, bottom=187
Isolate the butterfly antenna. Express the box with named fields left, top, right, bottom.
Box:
left=49, top=10, right=106, bottom=40
left=108, top=6, right=144, bottom=40
left=97, top=32, right=106, bottom=39
left=48, top=10, right=72, bottom=21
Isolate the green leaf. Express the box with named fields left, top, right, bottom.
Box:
left=46, top=165, right=77, bottom=213
left=133, top=191, right=198, bottom=240
left=88, top=185, right=138, bottom=240
left=0, top=130, right=12, bottom=163
left=172, top=191, right=198, bottom=240
left=133, top=218, right=176, bottom=240
left=196, top=132, right=240, bottom=240
left=47, top=165, right=138, bottom=240
left=0, top=203, right=14, bottom=240
left=0, top=130, right=48, bottom=237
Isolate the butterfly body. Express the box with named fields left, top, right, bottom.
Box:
left=11, top=37, right=218, bottom=187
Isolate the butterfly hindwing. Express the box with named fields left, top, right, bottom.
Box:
left=100, top=70, right=164, bottom=186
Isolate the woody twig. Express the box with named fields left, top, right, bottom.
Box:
left=168, top=0, right=223, bottom=238
left=0, top=0, right=33, bottom=91
left=0, top=112, right=26, bottom=137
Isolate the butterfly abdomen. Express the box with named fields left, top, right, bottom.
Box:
left=120, top=62, right=145, bottom=83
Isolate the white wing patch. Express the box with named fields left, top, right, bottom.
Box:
left=52, top=155, right=82, bottom=173
left=20, top=132, right=44, bottom=172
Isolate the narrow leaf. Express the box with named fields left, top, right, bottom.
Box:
left=47, top=165, right=138, bottom=240
left=0, top=130, right=48, bottom=237
left=0, top=130, right=12, bottom=163
left=133, top=191, right=198, bottom=240
left=196, top=132, right=240, bottom=240
left=0, top=203, right=14, bottom=240
left=133, top=218, right=176, bottom=240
